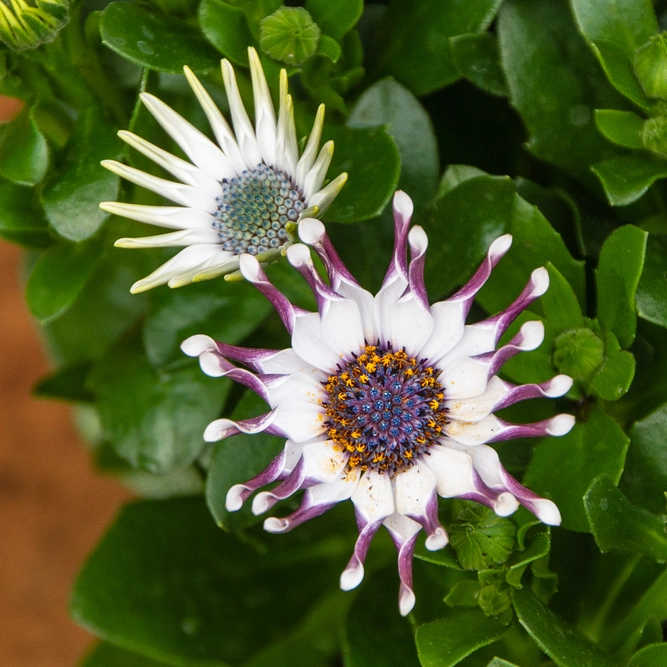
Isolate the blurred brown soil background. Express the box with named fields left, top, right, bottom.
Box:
left=0, top=96, right=132, bottom=666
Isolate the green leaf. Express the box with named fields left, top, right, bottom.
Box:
left=595, top=225, right=647, bottom=348
left=594, top=109, right=645, bottom=149
left=0, top=182, right=51, bottom=248
left=25, top=236, right=103, bottom=324
left=33, top=361, right=94, bottom=403
left=260, top=7, right=320, bottom=66
left=629, top=644, right=667, bottom=667
left=100, top=2, right=220, bottom=73
left=305, top=0, right=362, bottom=40
left=82, top=643, right=173, bottom=667
left=0, top=107, right=48, bottom=186
left=487, top=660, right=520, bottom=667
left=89, top=333, right=230, bottom=473
left=590, top=40, right=652, bottom=111
left=585, top=474, right=667, bottom=561
left=450, top=32, right=507, bottom=97
left=513, top=588, right=608, bottom=667
left=498, top=0, right=621, bottom=183
left=71, top=497, right=350, bottom=666
left=636, top=234, right=667, bottom=328
left=376, top=0, right=503, bottom=96
left=343, top=567, right=420, bottom=667
left=143, top=279, right=271, bottom=368
left=41, top=107, right=121, bottom=242
left=206, top=390, right=285, bottom=532
left=634, top=34, right=667, bottom=99
left=445, top=580, right=482, bottom=607
left=537, top=263, right=585, bottom=333
left=592, top=153, right=667, bottom=206
left=449, top=503, right=517, bottom=571
left=416, top=609, right=510, bottom=667
left=621, top=403, right=667, bottom=514
left=198, top=0, right=254, bottom=66
left=570, top=0, right=658, bottom=57
left=590, top=343, right=636, bottom=401
left=505, top=532, right=551, bottom=589
left=347, top=77, right=439, bottom=206
left=323, top=124, right=400, bottom=223
left=553, top=328, right=605, bottom=384
left=524, top=402, right=630, bottom=532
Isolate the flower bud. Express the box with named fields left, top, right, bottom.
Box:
left=634, top=33, right=667, bottom=100
left=0, top=0, right=69, bottom=52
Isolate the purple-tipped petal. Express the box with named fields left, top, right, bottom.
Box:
left=204, top=410, right=282, bottom=442
left=252, top=457, right=306, bottom=514
left=226, top=448, right=289, bottom=511
left=340, top=518, right=384, bottom=591
left=383, top=514, right=421, bottom=616
left=407, top=226, right=429, bottom=310
left=381, top=191, right=413, bottom=287
left=286, top=243, right=339, bottom=312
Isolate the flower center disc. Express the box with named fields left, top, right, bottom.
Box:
left=323, top=345, right=448, bottom=474
left=213, top=164, right=306, bottom=255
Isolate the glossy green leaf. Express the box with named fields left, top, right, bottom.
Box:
left=596, top=225, right=647, bottom=348
left=498, top=0, right=620, bottom=183
left=260, top=7, right=320, bottom=66
left=594, top=109, right=645, bottom=149
left=593, top=153, right=667, bottom=206
left=636, top=234, right=667, bottom=328
left=143, top=279, right=270, bottom=368
left=524, top=402, right=629, bottom=532
left=0, top=182, right=51, bottom=248
left=445, top=580, right=481, bottom=607
left=376, top=0, right=503, bottom=96
left=590, top=40, right=652, bottom=110
left=449, top=503, right=517, bottom=571
left=629, top=643, right=667, bottom=667
left=343, top=567, right=420, bottom=667
left=634, top=34, right=667, bottom=100
left=100, top=2, right=219, bottom=73
left=513, top=588, right=608, bottom=667
left=450, top=32, right=507, bottom=97
left=537, top=263, right=585, bottom=333
left=71, top=497, right=350, bottom=666
left=0, top=107, right=48, bottom=186
left=82, top=643, right=173, bottom=667
left=198, top=0, right=254, bottom=65
left=590, top=341, right=636, bottom=401
left=26, top=236, right=103, bottom=324
left=347, top=77, right=439, bottom=206
left=505, top=532, right=551, bottom=589
left=323, top=123, right=400, bottom=223
left=585, top=474, right=667, bottom=561
left=305, top=0, right=362, bottom=40
left=33, top=361, right=94, bottom=403
left=416, top=609, right=509, bottom=667
left=622, top=403, right=667, bottom=514
left=570, top=0, right=657, bottom=57
left=414, top=541, right=462, bottom=570
left=41, top=107, right=121, bottom=242
left=641, top=116, right=667, bottom=155
left=487, top=660, right=520, bottom=667
left=89, top=333, right=230, bottom=473
left=206, top=390, right=285, bottom=532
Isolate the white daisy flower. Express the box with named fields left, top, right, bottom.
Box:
left=182, top=191, right=575, bottom=616
left=100, top=47, right=347, bottom=293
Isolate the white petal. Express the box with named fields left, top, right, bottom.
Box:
left=275, top=69, right=298, bottom=177
left=168, top=252, right=238, bottom=288
left=115, top=228, right=220, bottom=248
left=256, top=348, right=323, bottom=380
left=181, top=334, right=216, bottom=357
left=394, top=463, right=437, bottom=518
left=118, top=130, right=222, bottom=197
left=296, top=104, right=325, bottom=187
left=249, top=46, right=277, bottom=167
left=273, top=398, right=326, bottom=443
left=438, top=355, right=490, bottom=401
left=101, top=160, right=217, bottom=212
left=306, top=172, right=348, bottom=216
left=101, top=202, right=214, bottom=230
left=264, top=372, right=325, bottom=408
left=221, top=59, right=262, bottom=167
left=301, top=440, right=348, bottom=483
left=444, top=376, right=510, bottom=422
left=183, top=66, right=246, bottom=174
left=303, top=140, right=334, bottom=202
left=422, top=445, right=476, bottom=498
left=291, top=312, right=341, bottom=372
left=140, top=93, right=236, bottom=180
left=320, top=297, right=366, bottom=358
left=418, top=300, right=466, bottom=363
left=386, top=292, right=435, bottom=356
left=443, top=414, right=506, bottom=446
left=351, top=470, right=395, bottom=524
left=374, top=274, right=409, bottom=347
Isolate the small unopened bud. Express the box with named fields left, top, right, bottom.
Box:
left=634, top=33, right=667, bottom=99
left=0, top=0, right=69, bottom=52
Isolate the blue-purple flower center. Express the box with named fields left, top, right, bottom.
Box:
left=213, top=163, right=306, bottom=256
left=323, top=344, right=448, bottom=474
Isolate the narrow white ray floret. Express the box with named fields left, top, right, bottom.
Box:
left=100, top=47, right=347, bottom=293
left=181, top=191, right=575, bottom=616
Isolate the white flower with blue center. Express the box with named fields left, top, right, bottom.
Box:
left=182, top=191, right=575, bottom=616
left=100, top=47, right=347, bottom=293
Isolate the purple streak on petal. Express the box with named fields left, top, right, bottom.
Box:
left=486, top=414, right=575, bottom=443
left=496, top=468, right=561, bottom=525
left=493, top=375, right=574, bottom=412
left=381, top=191, right=413, bottom=287
left=340, top=516, right=383, bottom=591
left=204, top=409, right=285, bottom=442
left=263, top=494, right=338, bottom=534
left=407, top=226, right=429, bottom=310
left=212, top=342, right=286, bottom=373
left=385, top=522, right=420, bottom=617
left=226, top=448, right=287, bottom=511
left=447, top=234, right=513, bottom=318
left=419, top=491, right=449, bottom=551
left=199, top=353, right=271, bottom=403
left=476, top=267, right=549, bottom=343
left=459, top=469, right=516, bottom=515
left=251, top=456, right=306, bottom=514
left=484, top=321, right=545, bottom=377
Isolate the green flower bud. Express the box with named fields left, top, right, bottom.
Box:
left=642, top=116, right=667, bottom=154
left=260, top=7, right=320, bottom=66
left=552, top=327, right=605, bottom=383
left=0, top=0, right=69, bottom=52
left=634, top=33, right=667, bottom=100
